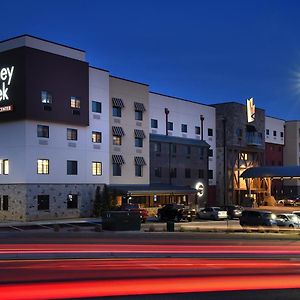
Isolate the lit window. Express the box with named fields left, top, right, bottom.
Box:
left=0, top=159, right=9, bottom=175
left=92, top=161, right=102, bottom=176
left=41, top=91, right=52, bottom=104
left=92, top=131, right=102, bottom=143
left=67, top=128, right=77, bottom=140
left=37, top=125, right=49, bottom=138
left=113, top=135, right=122, bottom=145
left=37, top=159, right=49, bottom=174
left=70, top=97, right=80, bottom=109
left=92, top=101, right=101, bottom=113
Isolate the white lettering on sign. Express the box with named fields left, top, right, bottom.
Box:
left=0, top=66, right=14, bottom=102
left=0, top=105, right=13, bottom=112
left=246, top=97, right=255, bottom=123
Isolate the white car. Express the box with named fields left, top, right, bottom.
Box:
left=276, top=213, right=300, bottom=229
left=197, top=207, right=228, bottom=220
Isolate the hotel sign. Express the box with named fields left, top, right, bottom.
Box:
left=0, top=66, right=14, bottom=102
left=246, top=97, right=255, bottom=123
left=0, top=105, right=13, bottom=113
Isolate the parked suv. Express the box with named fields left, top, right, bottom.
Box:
left=239, top=210, right=277, bottom=229
left=221, top=205, right=243, bottom=219
left=157, top=204, right=195, bottom=222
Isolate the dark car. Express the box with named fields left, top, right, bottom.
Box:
left=157, top=204, right=195, bottom=222
left=239, top=210, right=277, bottom=229
left=221, top=205, right=243, bottom=219
left=120, top=204, right=149, bottom=223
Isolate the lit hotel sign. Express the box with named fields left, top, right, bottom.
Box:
left=246, top=97, right=255, bottom=123
left=0, top=66, right=14, bottom=102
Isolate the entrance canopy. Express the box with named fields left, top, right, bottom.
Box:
left=241, top=166, right=300, bottom=180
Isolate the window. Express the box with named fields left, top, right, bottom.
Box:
left=266, top=129, right=269, bottom=135
left=92, top=161, right=102, bottom=176
left=273, top=130, right=277, bottom=137
left=208, top=149, right=213, bottom=157
left=92, top=101, right=101, bottom=113
left=113, top=135, right=122, bottom=145
left=135, top=137, right=143, bottom=147
left=92, top=131, right=102, bottom=143
left=70, top=97, right=80, bottom=109
left=67, top=160, right=78, bottom=175
left=67, top=194, right=78, bottom=209
left=135, top=110, right=143, bottom=121
left=280, top=132, right=284, bottom=138
left=167, top=122, right=173, bottom=131
left=113, top=106, right=122, bottom=117
left=37, top=159, right=49, bottom=174
left=208, top=128, right=213, bottom=136
left=0, top=195, right=8, bottom=211
left=37, top=195, right=49, bottom=210
left=170, top=168, right=177, bottom=178
left=195, top=126, right=200, bottom=135
left=154, top=142, right=161, bottom=152
left=113, top=163, right=122, bottom=176
left=154, top=167, right=162, bottom=177
left=151, top=119, right=158, bottom=128
left=185, top=168, right=191, bottom=178
left=181, top=124, right=187, bottom=133
left=135, top=165, right=142, bottom=177
left=41, top=91, right=52, bottom=104
left=67, top=128, right=77, bottom=141
left=198, top=169, right=204, bottom=178
left=208, top=170, right=213, bottom=179
left=37, top=125, right=49, bottom=138
left=0, top=159, right=9, bottom=175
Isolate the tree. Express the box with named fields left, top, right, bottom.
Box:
left=93, top=184, right=118, bottom=217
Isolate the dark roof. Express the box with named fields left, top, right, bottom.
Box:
left=241, top=166, right=300, bottom=179
left=150, top=133, right=210, bottom=147
left=109, top=184, right=197, bottom=195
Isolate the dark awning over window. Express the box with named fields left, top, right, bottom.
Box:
left=112, top=97, right=124, bottom=108
left=112, top=155, right=125, bottom=165
left=134, top=129, right=146, bottom=139
left=241, top=166, right=300, bottom=179
left=112, top=126, right=125, bottom=136
left=134, top=156, right=146, bottom=166
left=134, top=102, right=146, bottom=112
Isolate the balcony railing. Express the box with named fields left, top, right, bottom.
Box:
left=246, top=132, right=263, bottom=146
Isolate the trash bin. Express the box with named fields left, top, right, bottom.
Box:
left=166, top=221, right=175, bottom=232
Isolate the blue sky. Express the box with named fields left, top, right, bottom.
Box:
left=1, top=0, right=300, bottom=120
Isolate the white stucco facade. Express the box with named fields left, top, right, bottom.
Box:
left=265, top=116, right=285, bottom=145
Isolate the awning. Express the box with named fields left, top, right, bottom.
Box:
left=134, top=156, right=146, bottom=166
left=134, top=129, right=146, bottom=139
left=112, top=97, right=124, bottom=108
left=241, top=166, right=300, bottom=179
left=112, top=126, right=125, bottom=136
left=134, top=102, right=146, bottom=112
left=112, top=155, right=125, bottom=165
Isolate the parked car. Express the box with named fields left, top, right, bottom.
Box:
left=157, top=204, right=196, bottom=222
left=276, top=213, right=300, bottom=229
left=120, top=204, right=149, bottom=223
left=239, top=210, right=277, bottom=229
left=221, top=205, right=243, bottom=219
left=197, top=207, right=227, bottom=220
left=292, top=211, right=300, bottom=217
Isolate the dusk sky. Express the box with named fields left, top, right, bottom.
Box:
left=2, top=0, right=300, bottom=120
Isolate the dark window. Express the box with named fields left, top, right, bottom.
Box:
left=135, top=165, right=142, bottom=177
left=273, top=130, right=277, bottom=137
left=67, top=128, right=77, bottom=141
left=92, top=101, right=101, bottom=113
left=113, top=106, right=122, bottom=117
left=195, top=126, right=200, bottom=135
left=67, top=160, right=78, bottom=175
left=208, top=170, right=213, bottom=179
left=113, top=163, right=122, bottom=176
left=37, top=195, right=49, bottom=210
left=135, top=110, right=143, bottom=121
left=266, top=129, right=269, bottom=135
left=154, top=167, right=162, bottom=177
left=41, top=91, right=52, bottom=104
left=181, top=124, right=187, bottom=133
left=92, top=131, right=102, bottom=143
left=198, top=169, right=204, bottom=178
left=154, top=142, right=161, bottom=152
left=37, top=125, right=49, bottom=138
left=0, top=195, right=8, bottom=211
left=168, top=122, right=173, bottom=131
left=113, top=135, right=122, bottom=145
left=135, top=137, right=143, bottom=147
left=70, top=97, right=80, bottom=108
left=185, top=168, right=191, bottom=178
left=208, top=128, right=213, bottom=136
left=280, top=132, right=284, bottom=138
left=67, top=194, right=78, bottom=209
left=208, top=149, right=213, bottom=157
left=171, top=168, right=177, bottom=178
left=151, top=119, right=158, bottom=128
